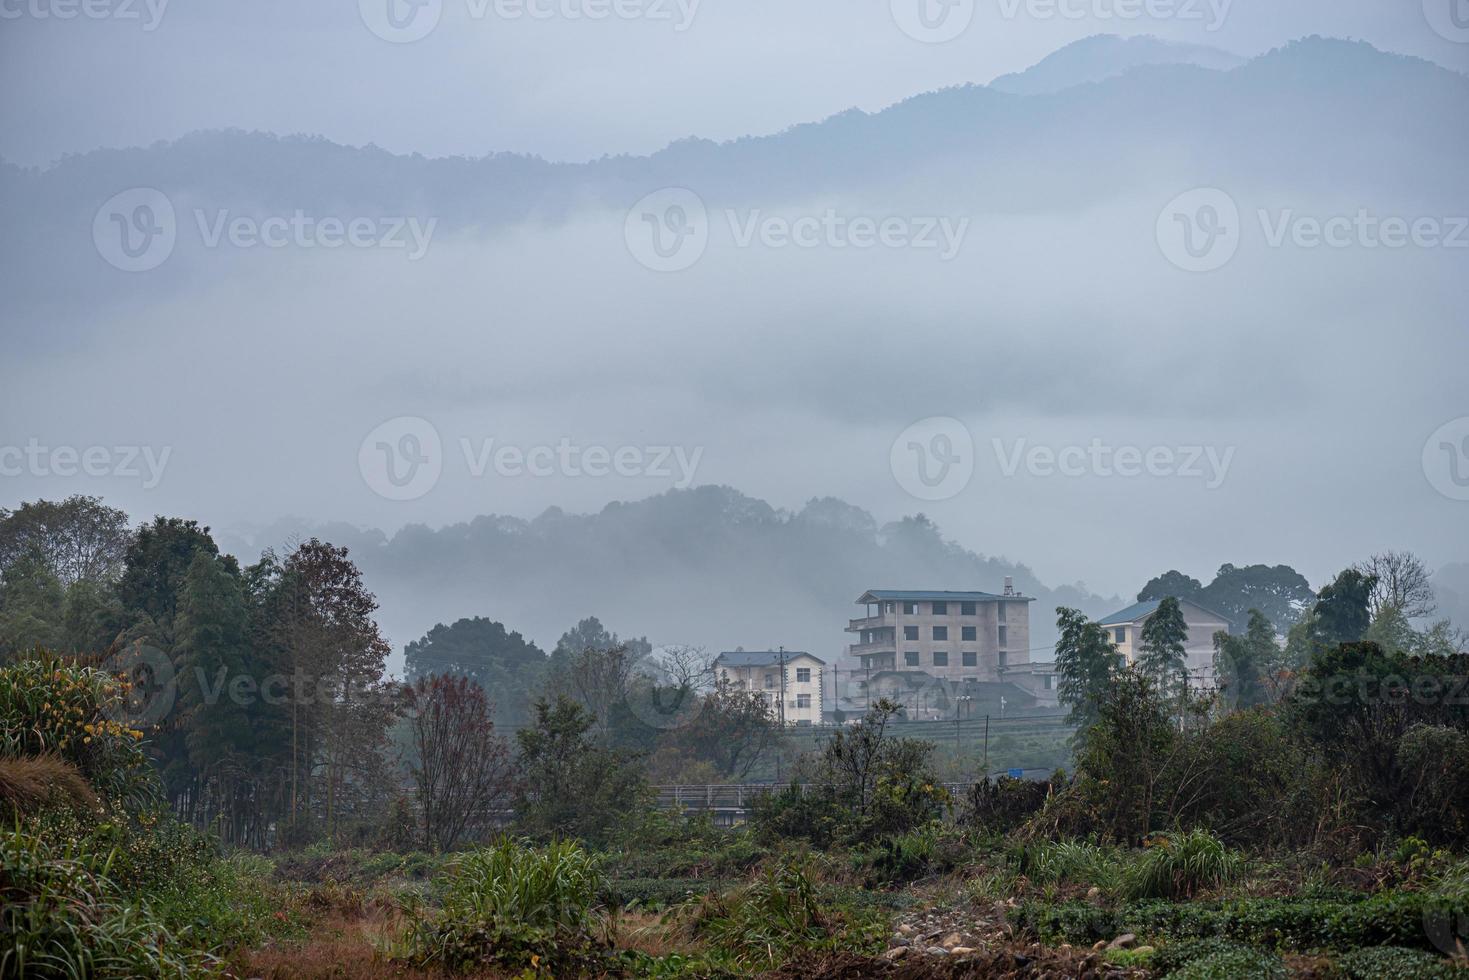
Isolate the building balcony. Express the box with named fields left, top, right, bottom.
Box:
left=846, top=614, right=893, bottom=632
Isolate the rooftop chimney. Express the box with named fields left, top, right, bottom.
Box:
left=1004, top=576, right=1015, bottom=596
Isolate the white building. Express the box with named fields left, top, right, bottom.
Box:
left=1098, top=598, right=1231, bottom=690
left=713, top=650, right=825, bottom=726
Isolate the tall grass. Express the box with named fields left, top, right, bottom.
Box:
left=1122, top=829, right=1246, bottom=900
left=396, top=837, right=605, bottom=972
left=1011, top=839, right=1123, bottom=891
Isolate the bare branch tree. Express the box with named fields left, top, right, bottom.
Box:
left=1357, top=551, right=1436, bottom=620
left=408, top=674, right=516, bottom=851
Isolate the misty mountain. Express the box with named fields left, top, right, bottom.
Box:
left=7, top=36, right=1466, bottom=330
left=987, top=33, right=1245, bottom=95
left=214, top=486, right=1121, bottom=675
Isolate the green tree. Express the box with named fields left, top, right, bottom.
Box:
left=404, top=617, right=546, bottom=727
left=1138, top=596, right=1190, bottom=696
left=514, top=695, right=648, bottom=846
left=1213, top=610, right=1281, bottom=709
left=1054, top=607, right=1123, bottom=734
left=1309, top=568, right=1376, bottom=648
left=0, top=495, right=132, bottom=586
left=115, top=517, right=220, bottom=648
left=0, top=548, right=65, bottom=659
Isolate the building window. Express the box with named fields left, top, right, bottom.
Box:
left=933, top=626, right=948, bottom=641
left=965, top=676, right=978, bottom=685
left=1114, top=627, right=1127, bottom=644
left=903, top=601, right=917, bottom=614
left=998, top=651, right=1008, bottom=668
left=764, top=673, right=775, bottom=689
left=997, top=625, right=1008, bottom=647
left=962, top=650, right=977, bottom=667
left=961, top=601, right=976, bottom=616
left=885, top=601, right=895, bottom=613
left=904, top=625, right=918, bottom=641
left=796, top=667, right=811, bottom=683
left=858, top=655, right=871, bottom=669
left=932, top=651, right=949, bottom=667
left=904, top=651, right=919, bottom=667
left=931, top=601, right=948, bottom=615
left=796, top=693, right=811, bottom=708
left=1044, top=675, right=1055, bottom=690
left=962, top=625, right=977, bottom=641
left=998, top=603, right=1007, bottom=623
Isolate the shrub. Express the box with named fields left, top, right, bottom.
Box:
left=1332, top=946, right=1469, bottom=980
left=0, top=753, right=97, bottom=818
left=965, top=773, right=1062, bottom=835
left=683, top=859, right=847, bottom=968
left=1166, top=946, right=1285, bottom=979
left=1011, top=839, right=1122, bottom=891
left=1121, top=829, right=1246, bottom=900
left=396, top=837, right=606, bottom=973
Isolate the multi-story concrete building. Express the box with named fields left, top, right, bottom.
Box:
left=713, top=650, right=825, bottom=726
left=1098, top=598, right=1230, bottom=690
left=845, top=579, right=1034, bottom=688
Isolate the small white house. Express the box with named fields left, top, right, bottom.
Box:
left=1098, top=598, right=1231, bottom=690
left=713, top=650, right=825, bottom=726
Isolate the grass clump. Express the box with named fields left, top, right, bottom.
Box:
left=395, top=837, right=606, bottom=973
left=1122, top=829, right=1246, bottom=900
left=1012, top=838, right=1122, bottom=891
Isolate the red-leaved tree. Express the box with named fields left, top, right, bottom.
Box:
left=408, top=674, right=515, bottom=851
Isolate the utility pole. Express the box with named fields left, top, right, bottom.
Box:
left=983, top=714, right=990, bottom=779
left=777, top=646, right=787, bottom=728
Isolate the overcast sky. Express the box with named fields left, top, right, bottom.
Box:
left=2, top=0, right=1467, bottom=168
left=1, top=0, right=1467, bottom=613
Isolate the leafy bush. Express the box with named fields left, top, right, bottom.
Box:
left=0, top=655, right=156, bottom=809
left=965, top=773, right=1063, bottom=835
left=1121, top=829, right=1246, bottom=900
left=1151, top=937, right=1262, bottom=975
left=1332, top=946, right=1469, bottom=980
left=1166, top=946, right=1285, bottom=979
left=396, top=837, right=606, bottom=973
left=682, top=859, right=879, bottom=968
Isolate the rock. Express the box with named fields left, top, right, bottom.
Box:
left=951, top=946, right=976, bottom=956
left=883, top=947, right=909, bottom=961
left=1086, top=886, right=1101, bottom=900
left=897, top=923, right=915, bottom=935
left=1107, top=933, right=1137, bottom=950
left=891, top=937, right=910, bottom=947
left=941, top=932, right=963, bottom=948
left=925, top=946, right=949, bottom=957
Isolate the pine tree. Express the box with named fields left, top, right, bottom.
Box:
left=1138, top=596, right=1190, bottom=697
left=1054, top=607, right=1123, bottom=735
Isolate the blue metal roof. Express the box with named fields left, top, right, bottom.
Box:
left=1098, top=598, right=1231, bottom=626
left=715, top=650, right=825, bottom=667
left=857, top=590, right=1034, bottom=603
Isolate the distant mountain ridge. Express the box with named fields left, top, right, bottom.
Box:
left=215, top=487, right=1122, bottom=672
left=988, top=33, right=1245, bottom=95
